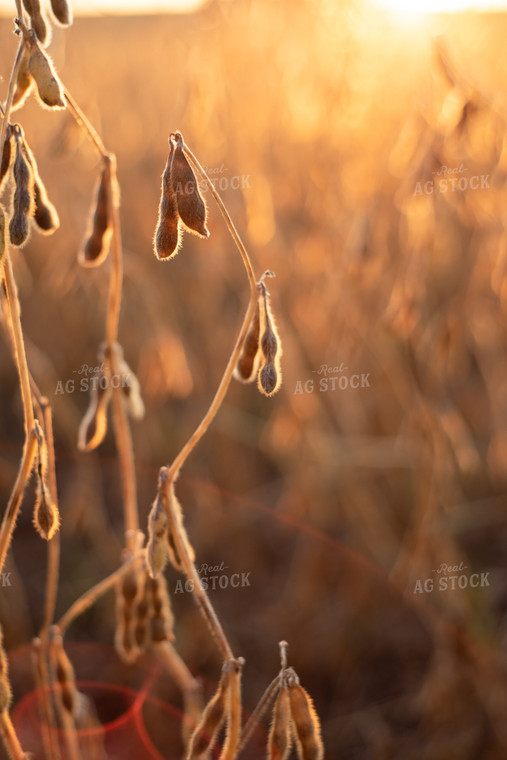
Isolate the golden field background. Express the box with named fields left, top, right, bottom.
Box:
left=1, top=0, right=507, bottom=757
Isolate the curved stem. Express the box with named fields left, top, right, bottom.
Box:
left=56, top=552, right=143, bottom=636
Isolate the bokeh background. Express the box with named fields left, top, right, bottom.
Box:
left=2, top=0, right=507, bottom=757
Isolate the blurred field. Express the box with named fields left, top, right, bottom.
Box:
left=2, top=0, right=507, bottom=757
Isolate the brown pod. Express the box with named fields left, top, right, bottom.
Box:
left=258, top=361, right=279, bottom=397
left=77, top=371, right=112, bottom=451
left=12, top=46, right=34, bottom=110
left=80, top=160, right=113, bottom=266
left=50, top=0, right=73, bottom=26
left=9, top=136, right=35, bottom=247
left=115, top=566, right=143, bottom=664
left=147, top=492, right=169, bottom=579
left=33, top=479, right=59, bottom=540
left=22, top=0, right=49, bottom=45
left=28, top=44, right=65, bottom=109
left=186, top=668, right=229, bottom=758
left=171, top=134, right=209, bottom=238
left=257, top=286, right=282, bottom=397
left=21, top=136, right=60, bottom=235
left=288, top=681, right=324, bottom=760
left=118, top=356, right=145, bottom=420
left=154, top=142, right=181, bottom=260
left=268, top=686, right=292, bottom=760
left=33, top=179, right=60, bottom=234
left=234, top=298, right=262, bottom=383
left=146, top=576, right=174, bottom=644
left=0, top=128, right=12, bottom=191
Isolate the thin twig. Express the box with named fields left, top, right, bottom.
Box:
left=0, top=426, right=37, bottom=575
left=0, top=711, right=26, bottom=760
left=56, top=552, right=143, bottom=635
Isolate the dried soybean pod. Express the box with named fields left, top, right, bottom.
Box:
left=288, top=680, right=323, bottom=760
left=50, top=0, right=73, bottom=26
left=33, top=478, right=59, bottom=540
left=164, top=476, right=195, bottom=571
left=0, top=127, right=13, bottom=191
left=9, top=132, right=35, bottom=247
left=257, top=284, right=282, bottom=397
left=77, top=372, right=112, bottom=451
left=80, top=158, right=113, bottom=266
left=22, top=0, right=49, bottom=45
left=219, top=658, right=243, bottom=760
left=118, top=356, right=145, bottom=420
left=21, top=135, right=60, bottom=234
left=234, top=296, right=261, bottom=383
left=171, top=133, right=209, bottom=238
left=33, top=422, right=60, bottom=540
left=115, top=565, right=143, bottom=663
left=12, top=46, right=34, bottom=111
left=268, top=685, right=292, bottom=760
left=186, top=666, right=229, bottom=759
left=0, top=626, right=12, bottom=712
left=154, top=141, right=181, bottom=260
left=147, top=575, right=175, bottom=643
left=33, top=179, right=60, bottom=234
left=147, top=490, right=169, bottom=579
left=28, top=44, right=65, bottom=109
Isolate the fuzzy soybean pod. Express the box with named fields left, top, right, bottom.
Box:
left=28, top=44, right=66, bottom=109
left=0, top=128, right=13, bottom=192
left=21, top=136, right=60, bottom=235
left=12, top=46, right=34, bottom=111
left=186, top=666, right=229, bottom=759
left=154, top=140, right=182, bottom=260
left=80, top=158, right=114, bottom=266
left=288, top=680, right=324, bottom=760
left=9, top=135, right=35, bottom=247
left=234, top=296, right=262, bottom=383
left=22, top=0, right=49, bottom=45
left=50, top=0, right=73, bottom=26
left=257, top=288, right=282, bottom=397
left=147, top=490, right=169, bottom=579
left=77, top=368, right=112, bottom=451
left=268, top=685, right=292, bottom=760
left=171, top=133, right=209, bottom=238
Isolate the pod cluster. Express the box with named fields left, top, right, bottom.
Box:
left=234, top=276, right=283, bottom=397
left=154, top=131, right=209, bottom=260
left=0, top=124, right=59, bottom=257
left=114, top=564, right=175, bottom=664
left=20, top=0, right=72, bottom=49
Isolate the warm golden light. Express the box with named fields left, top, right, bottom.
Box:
left=371, top=0, right=507, bottom=14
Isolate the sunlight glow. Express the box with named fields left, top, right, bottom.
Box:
left=372, top=0, right=507, bottom=14
left=0, top=0, right=205, bottom=15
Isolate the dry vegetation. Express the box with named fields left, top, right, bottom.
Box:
left=1, top=0, right=507, bottom=758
